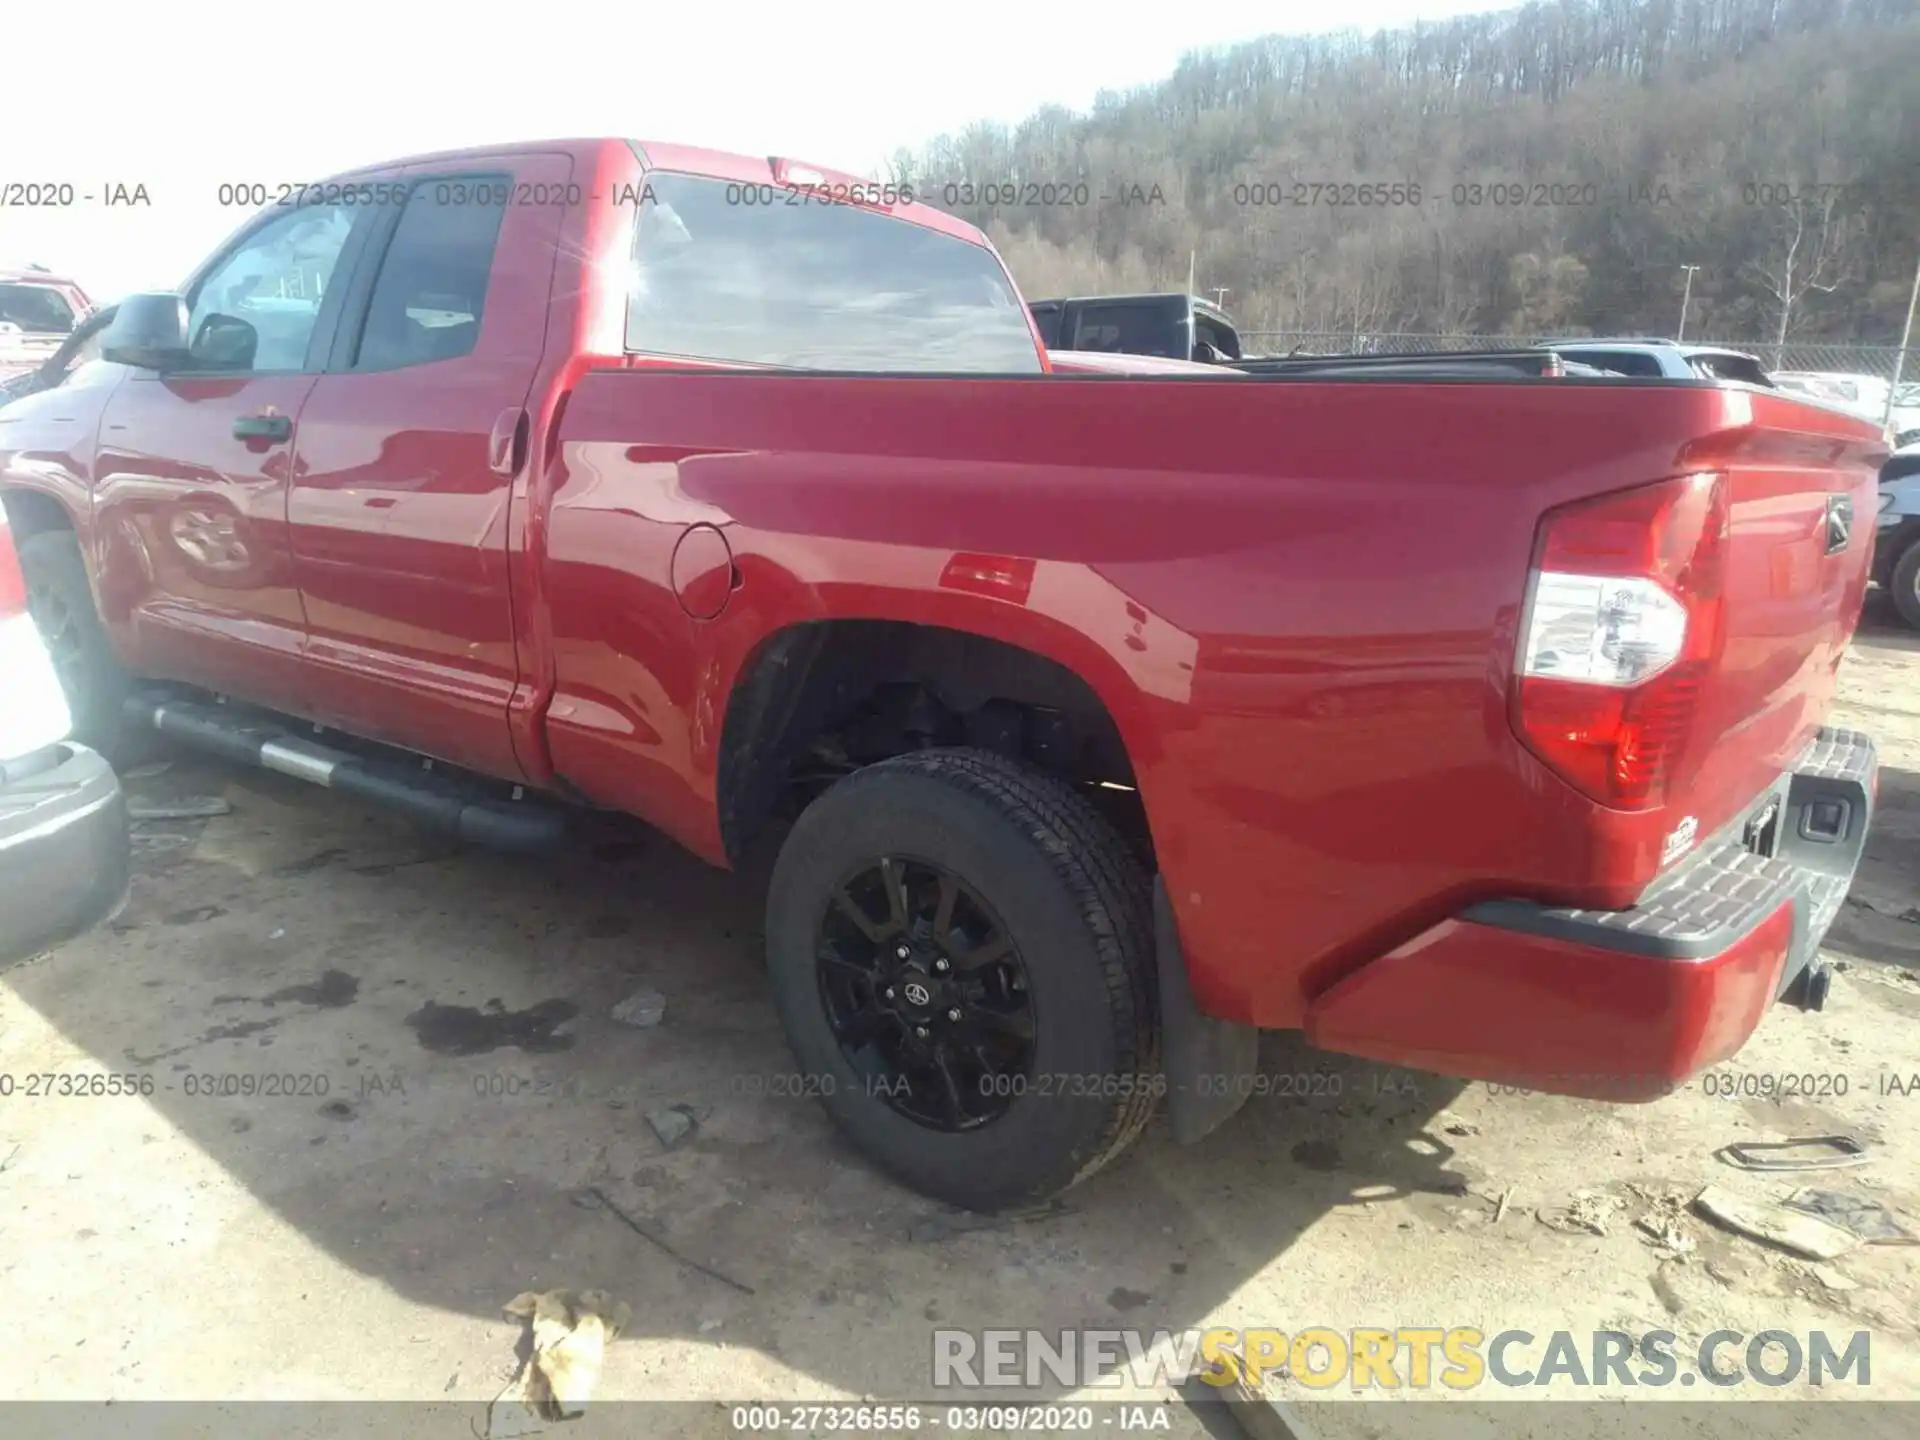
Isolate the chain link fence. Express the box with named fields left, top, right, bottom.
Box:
left=1240, top=331, right=1917, bottom=380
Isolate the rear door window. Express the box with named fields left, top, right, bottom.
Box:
left=352, top=179, right=507, bottom=371
left=1195, top=313, right=1239, bottom=360
left=1069, top=302, right=1186, bottom=359
left=625, top=172, right=1040, bottom=373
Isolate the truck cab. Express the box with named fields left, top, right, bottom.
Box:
left=1028, top=293, right=1243, bottom=363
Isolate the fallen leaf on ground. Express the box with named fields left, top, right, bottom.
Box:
left=488, top=1287, right=633, bottom=1438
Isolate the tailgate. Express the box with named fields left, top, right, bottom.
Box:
left=1673, top=390, right=1884, bottom=842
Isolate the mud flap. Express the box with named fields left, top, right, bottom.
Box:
left=1156, top=878, right=1258, bottom=1145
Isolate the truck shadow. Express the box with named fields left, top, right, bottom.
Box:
left=3, top=747, right=1476, bottom=1402
left=1821, top=757, right=1920, bottom=980
left=1856, top=590, right=1920, bottom=651
left=1824, top=595, right=1920, bottom=980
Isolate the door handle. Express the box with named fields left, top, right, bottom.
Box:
left=488, top=407, right=528, bottom=477
left=233, top=413, right=293, bottom=443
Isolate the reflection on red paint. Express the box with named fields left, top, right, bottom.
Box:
left=939, top=552, right=1035, bottom=607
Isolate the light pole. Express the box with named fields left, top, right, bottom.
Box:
left=1677, top=265, right=1701, bottom=342
left=1885, top=250, right=1920, bottom=431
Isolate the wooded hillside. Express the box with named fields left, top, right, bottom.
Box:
left=893, top=0, right=1920, bottom=343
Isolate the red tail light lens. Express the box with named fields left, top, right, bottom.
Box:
left=0, top=516, right=26, bottom=619
left=1514, top=473, right=1729, bottom=810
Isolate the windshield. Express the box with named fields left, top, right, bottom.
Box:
left=0, top=283, right=77, bottom=335
left=625, top=171, right=1041, bottom=373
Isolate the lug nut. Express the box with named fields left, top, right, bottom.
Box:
left=896, top=944, right=911, bottom=959
left=914, top=1026, right=929, bottom=1039
left=947, top=1008, right=962, bottom=1021
left=883, top=988, right=894, bottom=1000
left=933, top=958, right=949, bottom=974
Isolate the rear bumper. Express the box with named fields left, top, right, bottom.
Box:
left=1304, top=727, right=1875, bottom=1099
left=0, top=744, right=128, bottom=968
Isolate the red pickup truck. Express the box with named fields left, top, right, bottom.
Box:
left=0, top=138, right=1887, bottom=1211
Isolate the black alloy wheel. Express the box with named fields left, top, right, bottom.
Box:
left=815, top=856, right=1036, bottom=1131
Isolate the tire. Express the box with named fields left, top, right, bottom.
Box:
left=764, top=747, right=1160, bottom=1211
left=18, top=528, right=135, bottom=762
left=1894, top=540, right=1920, bottom=632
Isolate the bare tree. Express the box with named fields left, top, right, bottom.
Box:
left=1745, top=190, right=1858, bottom=363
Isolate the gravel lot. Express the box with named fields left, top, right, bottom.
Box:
left=4, top=601, right=1920, bottom=1438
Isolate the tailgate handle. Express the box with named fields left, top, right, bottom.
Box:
left=488, top=407, right=528, bottom=478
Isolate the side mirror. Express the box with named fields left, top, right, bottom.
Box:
left=192, top=313, right=258, bottom=371
left=102, top=292, right=191, bottom=371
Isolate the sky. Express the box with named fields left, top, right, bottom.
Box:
left=1, top=0, right=1507, bottom=303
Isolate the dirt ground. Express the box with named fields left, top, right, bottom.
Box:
left=5, top=601, right=1920, bottom=1439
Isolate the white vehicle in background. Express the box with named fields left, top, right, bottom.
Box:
left=1772, top=371, right=1894, bottom=424
left=1873, top=437, right=1920, bottom=628
left=0, top=507, right=129, bottom=966
left=1891, top=383, right=1920, bottom=442
left=1529, top=337, right=1774, bottom=384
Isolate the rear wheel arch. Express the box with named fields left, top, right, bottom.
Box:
left=0, top=487, right=77, bottom=541
left=714, top=619, right=1152, bottom=868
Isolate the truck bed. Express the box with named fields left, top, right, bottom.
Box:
left=543, top=366, right=1884, bottom=1029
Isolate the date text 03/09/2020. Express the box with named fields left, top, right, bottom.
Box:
left=728, top=1404, right=1172, bottom=1433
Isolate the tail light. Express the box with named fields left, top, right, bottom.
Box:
left=0, top=514, right=25, bottom=619
left=1514, top=473, right=1730, bottom=810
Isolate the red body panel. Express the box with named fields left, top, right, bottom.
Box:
left=1670, top=395, right=1878, bottom=844
left=92, top=373, right=317, bottom=704
left=0, top=137, right=1887, bottom=1084
left=1303, top=905, right=1795, bottom=1098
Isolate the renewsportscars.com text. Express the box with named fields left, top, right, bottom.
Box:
left=931, top=1327, right=1872, bottom=1391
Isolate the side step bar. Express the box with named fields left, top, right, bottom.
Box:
left=125, top=695, right=568, bottom=852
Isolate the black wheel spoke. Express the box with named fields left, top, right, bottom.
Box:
left=948, top=934, right=1013, bottom=973
left=835, top=1006, right=892, bottom=1049
left=932, top=1051, right=967, bottom=1126
left=831, top=886, right=890, bottom=943
left=932, top=872, right=959, bottom=941
left=967, top=1003, right=1035, bottom=1041
left=879, top=857, right=910, bottom=932
left=819, top=948, right=877, bottom=986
